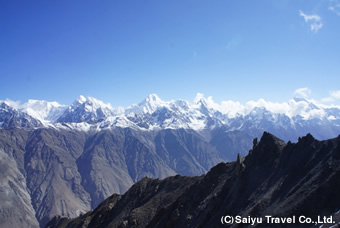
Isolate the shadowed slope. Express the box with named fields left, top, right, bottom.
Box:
left=46, top=132, right=340, bottom=228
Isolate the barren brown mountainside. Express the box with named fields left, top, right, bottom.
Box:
left=46, top=132, right=340, bottom=228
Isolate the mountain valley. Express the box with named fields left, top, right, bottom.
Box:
left=46, top=132, right=340, bottom=228
left=0, top=94, right=340, bottom=227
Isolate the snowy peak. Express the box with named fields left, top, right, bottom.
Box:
left=139, top=93, right=165, bottom=113
left=56, top=96, right=114, bottom=124
left=81, top=96, right=113, bottom=113
left=126, top=94, right=167, bottom=115
left=70, top=95, right=89, bottom=110
left=0, top=101, right=15, bottom=113
left=0, top=99, right=66, bottom=125
left=1, top=94, right=340, bottom=137
left=144, top=93, right=162, bottom=103
left=193, top=93, right=212, bottom=112
left=287, top=98, right=325, bottom=120
left=20, top=99, right=67, bottom=124
left=0, top=101, right=43, bottom=129
left=174, top=99, right=190, bottom=110
left=292, top=97, right=319, bottom=110
left=76, top=95, right=87, bottom=104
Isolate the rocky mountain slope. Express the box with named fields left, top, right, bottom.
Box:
left=1, top=94, right=340, bottom=141
left=46, top=132, right=340, bottom=228
left=0, top=127, right=233, bottom=228
left=1, top=94, right=340, bottom=227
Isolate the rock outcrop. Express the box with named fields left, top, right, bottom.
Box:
left=46, top=132, right=340, bottom=228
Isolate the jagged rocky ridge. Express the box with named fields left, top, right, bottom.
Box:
left=1, top=94, right=340, bottom=141
left=0, top=102, right=44, bottom=129
left=0, top=127, right=239, bottom=228
left=1, top=94, right=340, bottom=228
left=46, top=132, right=340, bottom=228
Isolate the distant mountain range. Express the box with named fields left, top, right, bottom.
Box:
left=46, top=132, right=340, bottom=228
left=1, top=94, right=340, bottom=140
left=0, top=94, right=340, bottom=227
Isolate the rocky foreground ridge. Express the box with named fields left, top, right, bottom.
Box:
left=46, top=132, right=340, bottom=228
left=0, top=127, right=236, bottom=228
left=2, top=94, right=340, bottom=227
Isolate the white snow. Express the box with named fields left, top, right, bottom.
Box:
left=77, top=94, right=340, bottom=130
left=86, top=96, right=113, bottom=111
left=2, top=93, right=340, bottom=132
left=3, top=99, right=21, bottom=109
left=55, top=122, right=93, bottom=132
left=126, top=93, right=168, bottom=115
left=327, top=115, right=337, bottom=120
left=77, top=95, right=87, bottom=104
left=20, top=99, right=67, bottom=124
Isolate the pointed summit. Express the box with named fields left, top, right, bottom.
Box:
left=292, top=97, right=319, bottom=110
left=259, top=131, right=287, bottom=147
left=140, top=93, right=163, bottom=107
left=132, top=93, right=166, bottom=114
left=193, top=93, right=216, bottom=117
left=0, top=101, right=43, bottom=128
left=70, top=96, right=113, bottom=111
left=56, top=96, right=114, bottom=124
left=69, top=96, right=86, bottom=111
left=145, top=94, right=161, bottom=103
left=77, top=95, right=87, bottom=104
left=252, top=131, right=286, bottom=159
left=194, top=93, right=208, bottom=106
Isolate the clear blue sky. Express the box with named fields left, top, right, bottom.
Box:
left=1, top=0, right=340, bottom=106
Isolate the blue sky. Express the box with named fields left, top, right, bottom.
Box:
left=1, top=0, right=340, bottom=106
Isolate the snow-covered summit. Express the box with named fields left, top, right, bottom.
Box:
left=0, top=101, right=44, bottom=128
left=76, top=95, right=87, bottom=104
left=20, top=99, right=67, bottom=124
left=126, top=93, right=168, bottom=115
left=56, top=96, right=114, bottom=124
left=1, top=94, right=340, bottom=138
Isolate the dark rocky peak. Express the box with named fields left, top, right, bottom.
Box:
left=236, top=153, right=244, bottom=164
left=124, top=176, right=155, bottom=197
left=45, top=133, right=340, bottom=228
left=245, top=132, right=286, bottom=169
left=297, top=132, right=316, bottom=144
left=252, top=137, right=258, bottom=148
left=251, top=131, right=286, bottom=154
left=204, top=162, right=231, bottom=179
left=281, top=133, right=321, bottom=170
left=260, top=131, right=286, bottom=145
left=286, top=133, right=320, bottom=161
left=235, top=153, right=245, bottom=175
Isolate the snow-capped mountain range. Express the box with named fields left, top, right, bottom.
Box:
left=1, top=93, right=340, bottom=140
left=1, top=94, right=340, bottom=228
